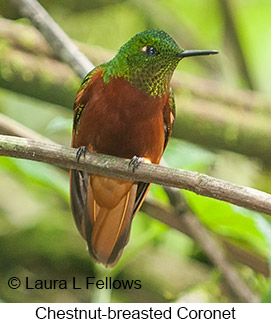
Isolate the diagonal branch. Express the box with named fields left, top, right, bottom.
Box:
left=10, top=0, right=93, bottom=78
left=1, top=134, right=271, bottom=216
left=141, top=200, right=269, bottom=277
left=219, top=0, right=254, bottom=89
left=162, top=187, right=259, bottom=302
left=0, top=113, right=54, bottom=144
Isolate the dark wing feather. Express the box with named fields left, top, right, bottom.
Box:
left=70, top=67, right=100, bottom=237
left=163, top=87, right=176, bottom=150
left=72, top=67, right=99, bottom=133
left=70, top=169, right=89, bottom=238
left=132, top=182, right=151, bottom=216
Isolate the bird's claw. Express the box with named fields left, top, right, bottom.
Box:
left=76, top=146, right=87, bottom=162
left=129, top=156, right=143, bottom=172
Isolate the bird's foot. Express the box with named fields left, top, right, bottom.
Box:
left=76, top=146, right=87, bottom=162
left=128, top=156, right=144, bottom=172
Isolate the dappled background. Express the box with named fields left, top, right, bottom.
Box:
left=0, top=0, right=270, bottom=302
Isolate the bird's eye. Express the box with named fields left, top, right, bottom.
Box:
left=142, top=45, right=158, bottom=56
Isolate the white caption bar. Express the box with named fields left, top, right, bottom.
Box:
left=0, top=303, right=269, bottom=322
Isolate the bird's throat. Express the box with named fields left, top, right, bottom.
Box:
left=102, top=57, right=175, bottom=97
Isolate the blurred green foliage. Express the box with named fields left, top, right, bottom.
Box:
left=0, top=0, right=270, bottom=303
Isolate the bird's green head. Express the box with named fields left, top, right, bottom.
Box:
left=103, top=30, right=218, bottom=97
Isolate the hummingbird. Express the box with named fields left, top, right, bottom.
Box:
left=70, top=30, right=218, bottom=267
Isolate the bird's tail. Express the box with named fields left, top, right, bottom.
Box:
left=70, top=170, right=137, bottom=267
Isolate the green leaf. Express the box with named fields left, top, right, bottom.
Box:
left=184, top=191, right=271, bottom=258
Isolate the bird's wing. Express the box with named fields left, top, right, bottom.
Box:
left=72, top=67, right=100, bottom=135
left=70, top=169, right=89, bottom=237
left=70, top=67, right=101, bottom=238
left=163, top=87, right=176, bottom=150
left=132, top=182, right=151, bottom=216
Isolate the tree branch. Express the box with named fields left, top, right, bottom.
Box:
left=141, top=200, right=269, bottom=277
left=1, top=134, right=271, bottom=216
left=0, top=118, right=268, bottom=279
left=9, top=0, right=93, bottom=78
left=0, top=128, right=261, bottom=301
left=164, top=187, right=259, bottom=302
left=0, top=113, right=54, bottom=144
left=219, top=0, right=254, bottom=89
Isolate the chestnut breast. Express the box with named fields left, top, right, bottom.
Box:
left=74, top=69, right=169, bottom=164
